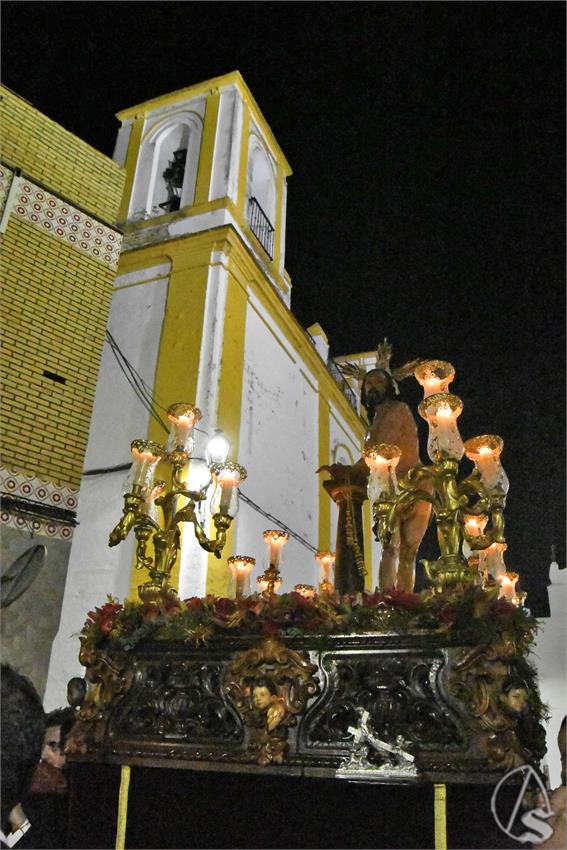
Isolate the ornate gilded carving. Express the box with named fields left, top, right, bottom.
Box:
left=305, top=651, right=463, bottom=755
left=225, top=638, right=320, bottom=766
left=109, top=658, right=241, bottom=741
left=66, top=645, right=133, bottom=753
left=447, top=636, right=546, bottom=770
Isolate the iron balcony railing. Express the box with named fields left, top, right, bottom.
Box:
left=326, top=360, right=359, bottom=411
left=248, top=197, right=275, bottom=259
left=304, top=332, right=359, bottom=412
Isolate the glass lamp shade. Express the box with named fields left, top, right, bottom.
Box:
left=414, top=360, right=455, bottom=398
left=166, top=403, right=202, bottom=453
left=315, top=550, right=335, bottom=593
left=206, top=430, right=230, bottom=466
left=263, top=530, right=289, bottom=568
left=499, top=571, right=521, bottom=605
left=294, top=583, right=316, bottom=599
left=480, top=541, right=507, bottom=581
left=125, top=440, right=165, bottom=493
left=418, top=393, right=464, bottom=462
left=257, top=574, right=282, bottom=593
left=462, top=513, right=488, bottom=560
left=464, top=435, right=509, bottom=498
left=363, top=443, right=401, bottom=503
left=210, top=462, right=247, bottom=517
left=143, top=479, right=166, bottom=521
left=228, top=555, right=255, bottom=598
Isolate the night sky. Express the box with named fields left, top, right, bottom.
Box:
left=2, top=3, right=565, bottom=597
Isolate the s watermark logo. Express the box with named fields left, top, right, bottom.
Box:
left=491, top=765, right=554, bottom=845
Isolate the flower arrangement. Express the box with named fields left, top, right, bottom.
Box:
left=81, top=584, right=537, bottom=655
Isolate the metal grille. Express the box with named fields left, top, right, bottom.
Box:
left=248, top=197, right=275, bottom=259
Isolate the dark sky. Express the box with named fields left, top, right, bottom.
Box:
left=2, top=2, right=565, bottom=589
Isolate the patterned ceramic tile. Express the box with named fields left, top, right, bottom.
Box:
left=0, top=164, right=13, bottom=216
left=0, top=508, right=74, bottom=540
left=10, top=177, right=122, bottom=270
left=0, top=466, right=79, bottom=512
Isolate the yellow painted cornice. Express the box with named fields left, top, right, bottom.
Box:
left=116, top=224, right=363, bottom=432
left=115, top=71, right=292, bottom=177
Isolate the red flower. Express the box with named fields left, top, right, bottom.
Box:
left=142, top=603, right=161, bottom=623
left=92, top=601, right=122, bottom=635
left=184, top=597, right=204, bottom=612
left=439, top=603, right=458, bottom=627
left=261, top=620, right=281, bottom=636
left=491, top=598, right=516, bottom=619
left=382, top=589, right=422, bottom=609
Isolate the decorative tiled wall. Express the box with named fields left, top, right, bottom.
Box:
left=0, top=467, right=78, bottom=540
left=4, top=171, right=122, bottom=271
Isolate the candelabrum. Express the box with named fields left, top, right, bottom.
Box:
left=109, top=403, right=247, bottom=603
left=257, top=530, right=289, bottom=594
left=366, top=362, right=516, bottom=598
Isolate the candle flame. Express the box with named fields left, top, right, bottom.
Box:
left=436, top=402, right=453, bottom=419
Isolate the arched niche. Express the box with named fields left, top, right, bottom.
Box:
left=246, top=134, right=277, bottom=256
left=129, top=111, right=203, bottom=219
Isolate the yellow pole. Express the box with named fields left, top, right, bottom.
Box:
left=434, top=783, right=447, bottom=850
left=115, top=765, right=131, bottom=850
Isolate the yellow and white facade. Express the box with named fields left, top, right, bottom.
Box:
left=45, top=73, right=379, bottom=704
left=0, top=85, right=125, bottom=696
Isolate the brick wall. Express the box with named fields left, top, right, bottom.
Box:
left=0, top=87, right=125, bottom=493
left=1, top=217, right=116, bottom=489
left=0, top=85, right=124, bottom=223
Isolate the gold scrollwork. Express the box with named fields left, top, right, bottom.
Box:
left=225, top=638, right=320, bottom=766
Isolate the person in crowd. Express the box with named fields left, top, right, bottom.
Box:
left=1, top=665, right=45, bottom=849
left=15, top=707, right=76, bottom=849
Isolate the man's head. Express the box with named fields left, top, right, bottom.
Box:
left=1, top=665, right=45, bottom=822
left=360, top=369, right=396, bottom=420
left=41, top=707, right=75, bottom=770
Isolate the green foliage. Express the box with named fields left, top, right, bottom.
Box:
left=80, top=585, right=539, bottom=658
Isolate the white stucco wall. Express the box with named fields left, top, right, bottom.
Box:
left=210, top=87, right=243, bottom=204
left=531, top=563, right=567, bottom=789
left=236, top=293, right=320, bottom=592
left=44, top=265, right=169, bottom=708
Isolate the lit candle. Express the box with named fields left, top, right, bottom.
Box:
left=294, top=584, right=316, bottom=599
left=463, top=514, right=488, bottom=538
left=363, top=442, right=401, bottom=503
left=257, top=575, right=282, bottom=593
left=418, top=393, right=464, bottom=462
left=211, top=463, right=247, bottom=517
left=166, top=403, right=202, bottom=453
left=415, top=360, right=455, bottom=398
left=129, top=440, right=165, bottom=489
left=480, top=541, right=507, bottom=581
left=499, top=571, right=519, bottom=603
left=219, top=471, right=239, bottom=513
left=464, top=435, right=509, bottom=498
left=462, top=513, right=489, bottom=561
left=228, top=555, right=255, bottom=598
left=144, top=479, right=166, bottom=520
left=315, top=550, right=335, bottom=593
left=263, top=530, right=289, bottom=568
